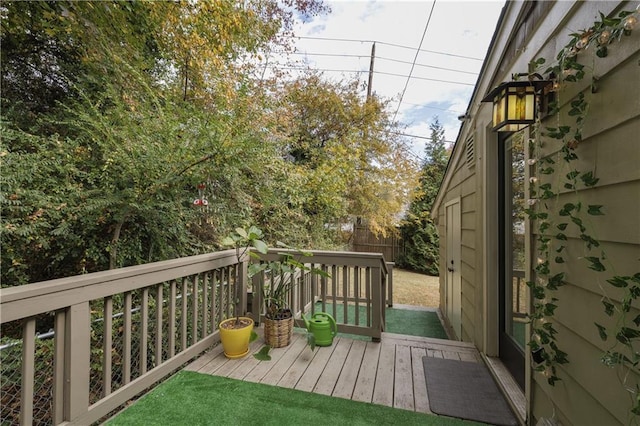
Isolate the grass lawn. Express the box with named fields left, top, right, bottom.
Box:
left=106, top=371, right=487, bottom=426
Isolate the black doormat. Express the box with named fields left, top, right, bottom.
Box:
left=422, top=357, right=518, bottom=426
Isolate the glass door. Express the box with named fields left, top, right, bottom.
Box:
left=498, top=131, right=526, bottom=390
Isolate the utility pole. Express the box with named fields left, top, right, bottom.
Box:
left=367, top=42, right=375, bottom=100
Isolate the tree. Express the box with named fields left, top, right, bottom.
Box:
left=272, top=73, right=418, bottom=237
left=1, top=0, right=328, bottom=285
left=1, top=1, right=419, bottom=287
left=397, top=118, right=449, bottom=275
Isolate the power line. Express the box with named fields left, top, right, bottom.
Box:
left=290, top=35, right=483, bottom=61
left=265, top=65, right=474, bottom=86
left=401, top=102, right=464, bottom=114
left=376, top=56, right=478, bottom=76
left=392, top=131, right=455, bottom=145
left=283, top=51, right=478, bottom=76
left=393, top=0, right=437, bottom=122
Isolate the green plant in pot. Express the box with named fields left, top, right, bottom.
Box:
left=258, top=245, right=331, bottom=353
left=219, top=226, right=269, bottom=359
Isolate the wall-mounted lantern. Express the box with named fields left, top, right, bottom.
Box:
left=481, top=77, right=551, bottom=132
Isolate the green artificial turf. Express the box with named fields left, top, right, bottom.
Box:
left=314, top=303, right=448, bottom=340
left=107, top=371, right=485, bottom=426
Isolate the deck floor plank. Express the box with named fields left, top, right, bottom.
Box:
left=393, top=344, right=414, bottom=411
left=277, top=343, right=317, bottom=389
left=372, top=340, right=395, bottom=407
left=410, top=347, right=431, bottom=414
left=186, top=326, right=503, bottom=417
left=313, top=338, right=353, bottom=396
left=261, top=336, right=308, bottom=385
left=294, top=338, right=339, bottom=392
left=332, top=339, right=367, bottom=399
left=352, top=341, right=381, bottom=403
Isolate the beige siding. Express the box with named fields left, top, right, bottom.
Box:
left=529, top=9, right=640, bottom=424
left=434, top=1, right=640, bottom=424
left=437, top=143, right=479, bottom=344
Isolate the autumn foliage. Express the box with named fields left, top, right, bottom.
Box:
left=1, top=1, right=417, bottom=286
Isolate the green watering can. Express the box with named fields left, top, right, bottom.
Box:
left=302, top=312, right=337, bottom=347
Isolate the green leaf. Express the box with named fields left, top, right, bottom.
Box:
left=557, top=223, right=568, bottom=231
left=235, top=227, right=248, bottom=238
left=555, top=233, right=567, bottom=241
left=248, top=263, right=268, bottom=278
left=596, top=46, right=608, bottom=58
left=616, top=327, right=640, bottom=344
left=571, top=217, right=585, bottom=233
left=587, top=205, right=604, bottom=215
left=221, top=236, right=236, bottom=246
left=633, top=314, right=640, bottom=327
left=250, top=330, right=259, bottom=343
left=559, top=203, right=576, bottom=216
left=311, top=267, right=331, bottom=278
left=602, top=300, right=615, bottom=316
left=595, top=323, right=608, bottom=341
left=585, top=256, right=606, bottom=272
left=580, top=171, right=600, bottom=187
left=544, top=303, right=558, bottom=316
left=306, top=332, right=316, bottom=351
left=607, top=276, right=629, bottom=288
left=252, top=239, right=268, bottom=254
left=580, top=234, right=600, bottom=249
left=548, top=272, right=566, bottom=288
left=555, top=256, right=564, bottom=264
left=253, top=345, right=272, bottom=361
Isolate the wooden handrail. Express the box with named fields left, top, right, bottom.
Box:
left=0, top=248, right=390, bottom=425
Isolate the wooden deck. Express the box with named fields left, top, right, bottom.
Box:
left=185, top=327, right=481, bottom=414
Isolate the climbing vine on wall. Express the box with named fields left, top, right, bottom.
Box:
left=524, top=4, right=640, bottom=414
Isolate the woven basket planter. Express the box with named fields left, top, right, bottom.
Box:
left=263, top=316, right=294, bottom=348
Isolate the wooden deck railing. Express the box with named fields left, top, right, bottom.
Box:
left=251, top=249, right=390, bottom=341
left=0, top=249, right=390, bottom=425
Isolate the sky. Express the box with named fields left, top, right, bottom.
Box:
left=272, top=0, right=505, bottom=160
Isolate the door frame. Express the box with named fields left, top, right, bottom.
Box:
left=445, top=198, right=462, bottom=340
left=497, top=131, right=527, bottom=390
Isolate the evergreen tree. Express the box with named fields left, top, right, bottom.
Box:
left=397, top=118, right=449, bottom=275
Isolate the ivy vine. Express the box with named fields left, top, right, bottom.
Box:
left=523, top=5, right=640, bottom=416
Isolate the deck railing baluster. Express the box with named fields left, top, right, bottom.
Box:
left=202, top=273, right=209, bottom=336
left=156, top=284, right=163, bottom=366
left=53, top=310, right=66, bottom=423
left=123, top=292, right=132, bottom=384
left=181, top=278, right=188, bottom=352
left=169, top=281, right=177, bottom=357
left=21, top=318, right=35, bottom=426
left=140, top=289, right=149, bottom=374
left=102, top=298, right=112, bottom=397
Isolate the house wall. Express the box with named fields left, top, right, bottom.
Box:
left=436, top=139, right=481, bottom=346
left=530, top=28, right=640, bottom=425
left=435, top=1, right=640, bottom=424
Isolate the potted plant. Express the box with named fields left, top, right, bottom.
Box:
left=219, top=226, right=268, bottom=359
left=260, top=245, right=331, bottom=349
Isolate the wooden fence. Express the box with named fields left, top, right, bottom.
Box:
left=352, top=223, right=403, bottom=262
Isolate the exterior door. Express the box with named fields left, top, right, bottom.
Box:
left=498, top=131, right=526, bottom=390
left=445, top=199, right=462, bottom=339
